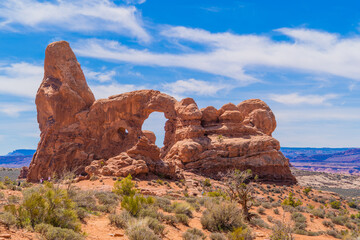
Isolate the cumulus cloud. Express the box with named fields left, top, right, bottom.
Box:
left=162, top=78, right=230, bottom=96
left=0, top=62, right=43, bottom=98
left=75, top=26, right=360, bottom=83
left=0, top=0, right=150, bottom=42
left=269, top=93, right=339, bottom=105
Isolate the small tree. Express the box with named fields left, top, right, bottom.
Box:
left=223, top=169, right=257, bottom=221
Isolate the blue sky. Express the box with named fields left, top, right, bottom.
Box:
left=1, top=0, right=360, bottom=154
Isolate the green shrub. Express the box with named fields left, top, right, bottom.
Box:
left=330, top=201, right=341, bottom=209
left=203, top=178, right=212, bottom=187
left=201, top=202, right=245, bottom=232
left=227, top=227, right=253, bottom=240
left=176, top=213, right=189, bottom=225
left=121, top=195, right=143, bottom=216
left=109, top=211, right=132, bottom=229
left=113, top=174, right=137, bottom=197
left=35, top=223, right=84, bottom=240
left=182, top=228, right=206, bottom=240
left=282, top=192, right=302, bottom=207
left=139, top=206, right=160, bottom=219
left=126, top=219, right=159, bottom=240
left=5, top=182, right=80, bottom=231
left=209, top=233, right=226, bottom=240
left=273, top=208, right=280, bottom=215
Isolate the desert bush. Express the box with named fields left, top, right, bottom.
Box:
left=322, top=220, right=334, bottom=228
left=201, top=202, right=245, bottom=232
left=139, top=206, right=160, bottom=219
left=227, top=227, right=253, bottom=240
left=311, top=208, right=325, bottom=218
left=303, top=187, right=312, bottom=196
left=126, top=218, right=159, bottom=240
left=109, top=211, right=133, bottom=229
left=161, top=214, right=177, bottom=226
left=282, top=192, right=302, bottom=207
left=330, top=200, right=341, bottom=209
left=345, top=222, right=356, bottom=230
left=5, top=182, right=80, bottom=231
left=0, top=212, right=16, bottom=229
left=121, top=195, right=154, bottom=216
left=262, top=202, right=271, bottom=209
left=68, top=190, right=96, bottom=210
left=35, top=223, right=84, bottom=240
left=172, top=202, right=193, bottom=217
left=176, top=213, right=189, bottom=225
left=209, top=233, right=226, bottom=240
left=257, top=207, right=265, bottom=215
left=95, top=191, right=119, bottom=205
left=281, top=204, right=296, bottom=213
left=267, top=216, right=274, bottom=223
left=270, top=221, right=294, bottom=240
left=182, top=228, right=206, bottom=240
left=291, top=212, right=307, bottom=230
left=331, top=215, right=348, bottom=225
left=113, top=174, right=137, bottom=197
left=273, top=208, right=280, bottom=215
left=250, top=217, right=269, bottom=228
left=326, top=229, right=341, bottom=239
left=147, top=217, right=165, bottom=235
left=203, top=178, right=212, bottom=187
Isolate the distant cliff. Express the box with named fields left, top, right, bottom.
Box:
left=282, top=147, right=360, bottom=174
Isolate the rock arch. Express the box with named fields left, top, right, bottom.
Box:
left=27, top=41, right=296, bottom=184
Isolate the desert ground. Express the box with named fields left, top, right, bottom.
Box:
left=1, top=168, right=360, bottom=240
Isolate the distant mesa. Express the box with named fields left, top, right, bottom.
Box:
left=27, top=41, right=296, bottom=184
left=6, top=149, right=36, bottom=157
left=0, top=149, right=35, bottom=168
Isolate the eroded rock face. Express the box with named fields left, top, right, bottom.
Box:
left=28, top=41, right=296, bottom=184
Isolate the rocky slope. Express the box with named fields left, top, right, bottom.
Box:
left=27, top=41, right=296, bottom=184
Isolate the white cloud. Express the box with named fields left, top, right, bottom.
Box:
left=90, top=83, right=146, bottom=99
left=75, top=27, right=360, bottom=83
left=0, top=0, right=150, bottom=42
left=162, top=78, right=230, bottom=96
left=274, top=107, right=360, bottom=122
left=0, top=103, right=35, bottom=117
left=124, top=0, right=146, bottom=4
left=0, top=62, right=43, bottom=98
left=269, top=93, right=338, bottom=105
left=83, top=68, right=116, bottom=83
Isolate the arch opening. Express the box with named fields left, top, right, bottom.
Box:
left=142, top=112, right=167, bottom=148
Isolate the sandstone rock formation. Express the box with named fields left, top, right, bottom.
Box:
left=27, top=41, right=296, bottom=184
